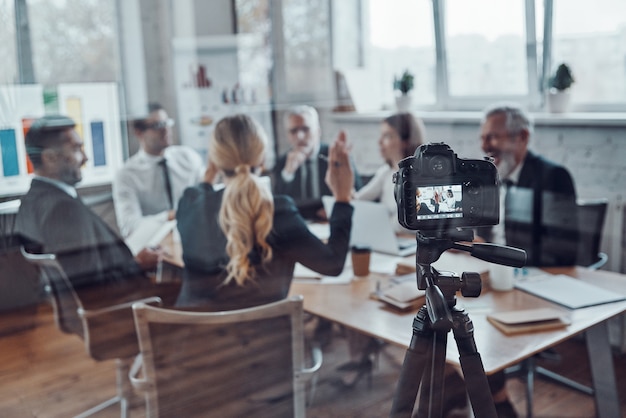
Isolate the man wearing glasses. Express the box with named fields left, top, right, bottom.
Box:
left=272, top=105, right=361, bottom=220
left=113, top=103, right=205, bottom=238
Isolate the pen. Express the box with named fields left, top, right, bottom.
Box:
left=319, top=154, right=341, bottom=167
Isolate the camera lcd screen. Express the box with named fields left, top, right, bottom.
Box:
left=415, top=185, right=463, bottom=221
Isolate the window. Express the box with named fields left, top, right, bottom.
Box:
left=328, top=0, right=625, bottom=112
left=444, top=0, right=529, bottom=97
left=367, top=0, right=436, bottom=107
left=27, top=0, right=120, bottom=85
left=0, top=0, right=17, bottom=84
left=551, top=0, right=626, bottom=108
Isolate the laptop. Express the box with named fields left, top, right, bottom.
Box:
left=321, top=196, right=417, bottom=257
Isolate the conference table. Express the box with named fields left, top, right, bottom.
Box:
left=160, top=233, right=626, bottom=418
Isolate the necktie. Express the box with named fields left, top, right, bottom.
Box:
left=159, top=158, right=174, bottom=210
left=307, top=159, right=320, bottom=199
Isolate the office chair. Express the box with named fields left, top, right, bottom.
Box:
left=505, top=198, right=610, bottom=417
left=20, top=246, right=163, bottom=418
left=130, top=295, right=322, bottom=418
left=575, top=199, right=609, bottom=270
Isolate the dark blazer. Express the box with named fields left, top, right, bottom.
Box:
left=175, top=183, right=353, bottom=310
left=272, top=143, right=362, bottom=219
left=477, top=151, right=578, bottom=267
left=14, top=179, right=154, bottom=306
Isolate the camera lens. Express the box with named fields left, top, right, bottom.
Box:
left=429, top=155, right=452, bottom=176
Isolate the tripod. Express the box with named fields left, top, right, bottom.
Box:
left=390, top=229, right=526, bottom=418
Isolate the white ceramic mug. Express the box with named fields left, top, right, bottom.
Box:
left=489, top=264, right=517, bottom=291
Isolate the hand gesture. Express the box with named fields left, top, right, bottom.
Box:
left=325, top=130, right=353, bottom=203
left=283, top=149, right=307, bottom=176
left=135, top=246, right=164, bottom=271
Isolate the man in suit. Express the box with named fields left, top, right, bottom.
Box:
left=272, top=105, right=361, bottom=219
left=113, top=103, right=204, bottom=238
left=15, top=115, right=177, bottom=307
left=476, top=103, right=578, bottom=417
left=477, top=103, right=578, bottom=266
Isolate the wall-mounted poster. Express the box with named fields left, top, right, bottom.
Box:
left=172, top=35, right=275, bottom=167
left=57, top=83, right=124, bottom=188
left=0, top=85, right=45, bottom=197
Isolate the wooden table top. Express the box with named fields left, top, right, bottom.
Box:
left=160, top=230, right=626, bottom=374
left=290, top=252, right=626, bottom=375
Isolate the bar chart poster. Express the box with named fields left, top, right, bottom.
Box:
left=0, top=85, right=44, bottom=197
left=57, top=83, right=123, bottom=188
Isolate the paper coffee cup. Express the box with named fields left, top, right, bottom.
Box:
left=351, top=245, right=371, bottom=277
left=489, top=264, right=516, bottom=291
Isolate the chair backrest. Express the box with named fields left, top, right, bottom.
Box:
left=20, top=246, right=147, bottom=361
left=132, top=296, right=309, bottom=418
left=576, top=199, right=609, bottom=269
left=20, top=246, right=84, bottom=337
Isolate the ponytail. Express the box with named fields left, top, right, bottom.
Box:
left=211, top=115, right=274, bottom=285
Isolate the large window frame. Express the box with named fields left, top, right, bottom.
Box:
left=331, top=0, right=626, bottom=112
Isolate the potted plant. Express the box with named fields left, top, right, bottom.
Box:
left=547, top=63, right=575, bottom=113
left=393, top=69, right=414, bottom=112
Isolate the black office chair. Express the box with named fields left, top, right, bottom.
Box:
left=506, top=198, right=610, bottom=417
left=575, top=199, right=609, bottom=270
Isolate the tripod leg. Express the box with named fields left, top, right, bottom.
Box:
left=451, top=308, right=498, bottom=418
left=414, top=330, right=448, bottom=418
left=391, top=307, right=434, bottom=418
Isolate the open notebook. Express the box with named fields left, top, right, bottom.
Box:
left=322, top=196, right=417, bottom=257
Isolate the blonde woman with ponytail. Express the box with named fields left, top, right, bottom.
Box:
left=175, top=114, right=354, bottom=309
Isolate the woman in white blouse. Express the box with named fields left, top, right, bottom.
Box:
left=354, top=112, right=426, bottom=231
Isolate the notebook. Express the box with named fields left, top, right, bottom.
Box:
left=514, top=274, right=626, bottom=309
left=487, top=307, right=570, bottom=335
left=322, top=196, right=417, bottom=257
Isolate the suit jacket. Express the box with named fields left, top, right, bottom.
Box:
left=175, top=183, right=353, bottom=310
left=14, top=179, right=149, bottom=305
left=477, top=151, right=578, bottom=267
left=272, top=143, right=362, bottom=219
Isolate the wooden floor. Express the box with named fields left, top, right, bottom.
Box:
left=1, top=304, right=626, bottom=417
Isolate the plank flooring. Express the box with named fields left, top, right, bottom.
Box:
left=1, top=303, right=625, bottom=417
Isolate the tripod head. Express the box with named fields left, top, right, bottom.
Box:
left=414, top=229, right=526, bottom=331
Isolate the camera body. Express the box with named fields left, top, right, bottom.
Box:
left=393, top=142, right=499, bottom=231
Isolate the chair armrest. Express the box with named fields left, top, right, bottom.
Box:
left=78, top=296, right=162, bottom=319
left=587, top=252, right=608, bottom=270
left=129, top=354, right=152, bottom=392
left=298, top=344, right=323, bottom=381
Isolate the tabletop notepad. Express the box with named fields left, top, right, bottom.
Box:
left=514, top=274, right=626, bottom=309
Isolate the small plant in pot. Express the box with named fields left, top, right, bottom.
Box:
left=547, top=63, right=575, bottom=113
left=394, top=69, right=414, bottom=112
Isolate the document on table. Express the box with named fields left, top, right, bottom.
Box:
left=293, top=262, right=353, bottom=284
left=514, top=273, right=626, bottom=309
left=125, top=219, right=178, bottom=256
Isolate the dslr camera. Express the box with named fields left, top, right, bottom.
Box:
left=393, top=143, right=499, bottom=231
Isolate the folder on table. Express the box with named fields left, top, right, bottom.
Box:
left=514, top=274, right=626, bottom=309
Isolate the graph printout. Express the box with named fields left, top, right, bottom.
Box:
left=0, top=129, right=20, bottom=177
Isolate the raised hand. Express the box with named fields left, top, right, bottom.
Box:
left=325, top=130, right=354, bottom=203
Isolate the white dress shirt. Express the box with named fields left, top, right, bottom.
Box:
left=112, top=146, right=205, bottom=237
left=492, top=161, right=523, bottom=245
left=354, top=164, right=407, bottom=233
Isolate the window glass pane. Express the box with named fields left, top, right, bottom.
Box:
left=235, top=0, right=273, bottom=93
left=552, top=0, right=626, bottom=104
left=282, top=0, right=333, bottom=98
left=27, top=0, right=119, bottom=84
left=445, top=0, right=528, bottom=96
left=367, top=0, right=435, bottom=108
left=0, top=0, right=17, bottom=83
